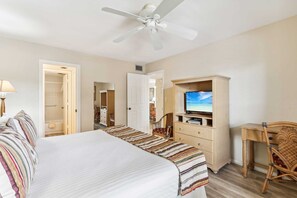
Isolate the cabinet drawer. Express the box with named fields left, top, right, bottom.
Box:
left=175, top=133, right=213, bottom=164
left=101, top=116, right=106, bottom=120
left=174, top=122, right=213, bottom=140
left=100, top=109, right=107, bottom=114
left=175, top=133, right=213, bottom=152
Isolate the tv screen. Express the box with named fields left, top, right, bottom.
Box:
left=185, top=91, right=213, bottom=113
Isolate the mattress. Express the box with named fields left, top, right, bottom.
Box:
left=29, top=130, right=206, bottom=198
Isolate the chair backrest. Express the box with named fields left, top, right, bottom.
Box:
left=165, top=113, right=173, bottom=129
left=262, top=121, right=297, bottom=169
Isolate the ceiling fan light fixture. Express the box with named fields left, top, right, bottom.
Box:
left=153, top=14, right=161, bottom=20
left=102, top=0, right=198, bottom=50
left=150, top=28, right=158, bottom=34
left=157, top=22, right=167, bottom=29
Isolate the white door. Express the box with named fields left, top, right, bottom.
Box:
left=63, top=74, right=69, bottom=135
left=63, top=71, right=77, bottom=135
left=127, top=73, right=149, bottom=133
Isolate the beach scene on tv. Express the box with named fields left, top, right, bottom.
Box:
left=186, top=91, right=213, bottom=113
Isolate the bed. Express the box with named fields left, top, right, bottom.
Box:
left=29, top=129, right=208, bottom=198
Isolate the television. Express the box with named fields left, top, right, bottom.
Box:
left=185, top=91, right=213, bottom=114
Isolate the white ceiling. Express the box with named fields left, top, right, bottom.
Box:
left=1, top=0, right=297, bottom=64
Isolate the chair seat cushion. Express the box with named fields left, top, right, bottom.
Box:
left=153, top=128, right=167, bottom=134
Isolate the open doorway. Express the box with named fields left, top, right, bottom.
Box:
left=42, top=64, right=78, bottom=137
left=148, top=71, right=164, bottom=131
left=94, top=82, right=115, bottom=130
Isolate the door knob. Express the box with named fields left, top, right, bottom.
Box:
left=128, top=107, right=131, bottom=110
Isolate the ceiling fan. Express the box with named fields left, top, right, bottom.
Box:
left=102, top=0, right=198, bottom=50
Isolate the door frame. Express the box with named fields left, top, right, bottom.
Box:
left=39, top=60, right=81, bottom=137
left=147, top=70, right=165, bottom=121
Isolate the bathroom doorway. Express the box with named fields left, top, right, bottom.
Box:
left=94, top=82, right=115, bottom=130
left=42, top=64, right=78, bottom=137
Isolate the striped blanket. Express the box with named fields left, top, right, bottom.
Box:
left=103, top=125, right=209, bottom=196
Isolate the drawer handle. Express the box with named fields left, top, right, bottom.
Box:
left=197, top=143, right=200, bottom=146
left=197, top=131, right=201, bottom=135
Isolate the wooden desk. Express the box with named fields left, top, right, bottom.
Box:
left=242, top=124, right=265, bottom=177
left=241, top=123, right=279, bottom=177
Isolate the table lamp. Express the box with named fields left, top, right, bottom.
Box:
left=0, top=80, right=16, bottom=116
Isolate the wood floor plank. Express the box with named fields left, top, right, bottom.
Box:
left=205, top=164, right=297, bottom=198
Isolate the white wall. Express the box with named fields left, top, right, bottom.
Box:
left=0, top=36, right=136, bottom=136
left=146, top=16, right=297, bottom=166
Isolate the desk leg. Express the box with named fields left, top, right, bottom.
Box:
left=242, top=139, right=248, bottom=177
left=249, top=141, right=255, bottom=170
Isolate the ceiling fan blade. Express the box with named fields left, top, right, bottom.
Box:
left=160, top=22, right=197, bottom=40
left=113, top=25, right=146, bottom=43
left=151, top=0, right=184, bottom=19
left=149, top=29, right=163, bottom=50
left=102, top=7, right=140, bottom=19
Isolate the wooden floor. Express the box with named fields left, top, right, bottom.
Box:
left=205, top=164, right=297, bottom=198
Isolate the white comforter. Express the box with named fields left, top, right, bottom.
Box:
left=29, top=130, right=180, bottom=198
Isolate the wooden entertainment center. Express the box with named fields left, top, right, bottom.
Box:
left=172, top=75, right=230, bottom=173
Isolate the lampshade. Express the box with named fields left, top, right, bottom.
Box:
left=0, top=80, right=16, bottom=93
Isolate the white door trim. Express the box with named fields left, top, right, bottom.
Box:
left=147, top=70, right=165, bottom=92
left=39, top=60, right=81, bottom=137
left=147, top=70, right=165, bottom=77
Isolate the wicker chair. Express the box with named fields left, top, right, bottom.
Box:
left=152, top=113, right=173, bottom=139
left=262, top=121, right=297, bottom=193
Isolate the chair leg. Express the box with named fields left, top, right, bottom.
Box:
left=262, top=165, right=274, bottom=193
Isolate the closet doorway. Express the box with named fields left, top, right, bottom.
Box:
left=94, top=82, right=115, bottom=130
left=41, top=63, right=79, bottom=137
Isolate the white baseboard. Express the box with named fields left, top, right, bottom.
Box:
left=231, top=158, right=268, bottom=175
left=254, top=167, right=268, bottom=174
left=231, top=159, right=242, bottom=166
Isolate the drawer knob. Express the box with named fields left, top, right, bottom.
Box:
left=198, top=131, right=200, bottom=134
left=179, top=128, right=181, bottom=130
left=198, top=143, right=200, bottom=146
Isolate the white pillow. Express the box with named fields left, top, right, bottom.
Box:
left=0, top=114, right=10, bottom=125
left=6, top=118, right=27, bottom=139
